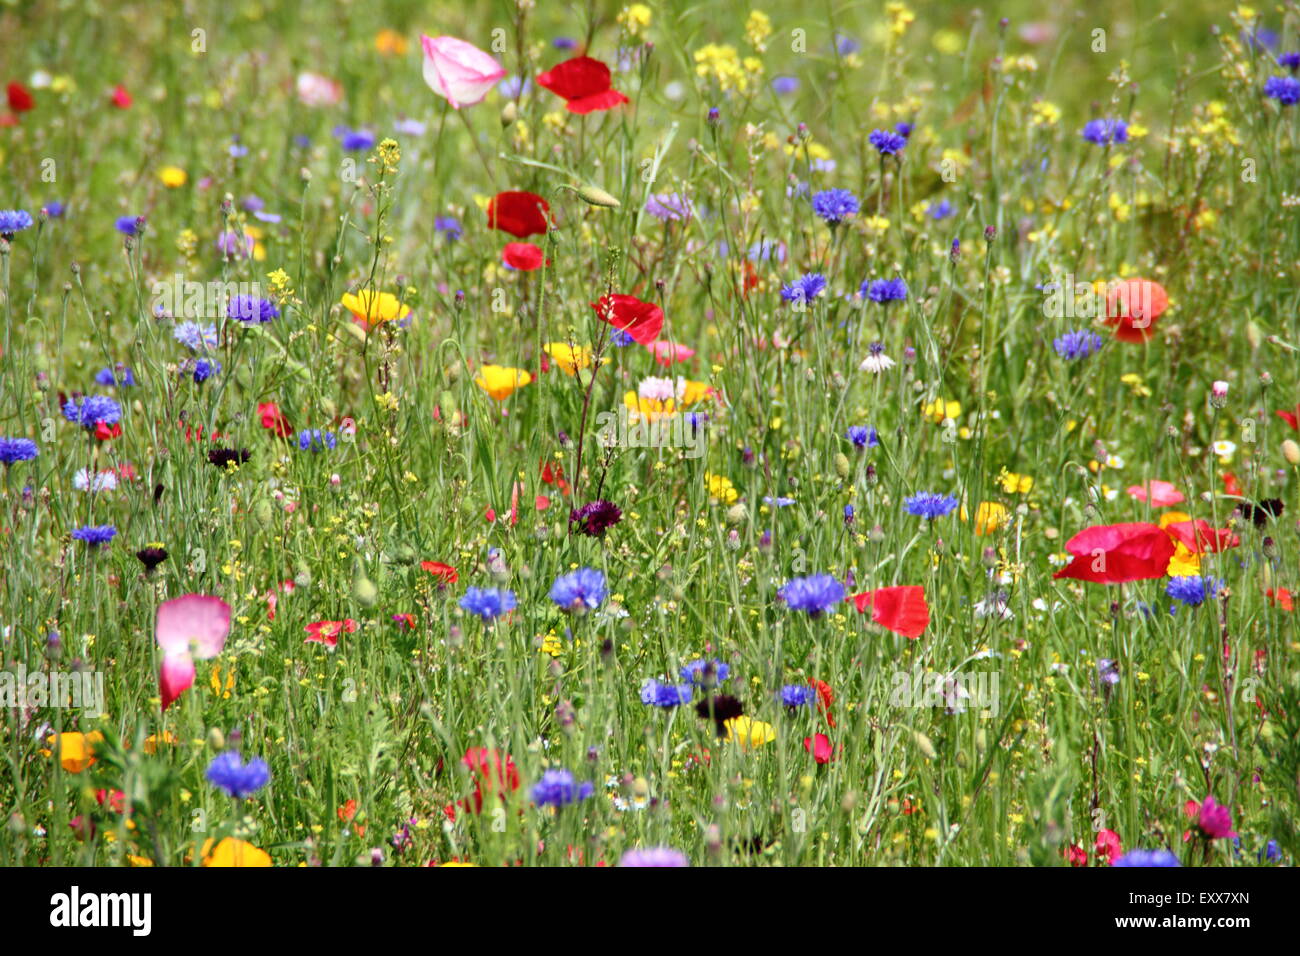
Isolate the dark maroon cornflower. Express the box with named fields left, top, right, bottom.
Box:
left=695, top=693, right=744, bottom=736
left=571, top=499, right=622, bottom=537
left=207, top=447, right=251, bottom=469
left=135, top=546, right=169, bottom=571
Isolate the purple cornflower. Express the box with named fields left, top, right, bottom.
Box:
left=205, top=750, right=271, bottom=799
left=1081, top=118, right=1128, bottom=145
left=531, top=768, right=594, bottom=807
left=1097, top=658, right=1120, bottom=686
left=435, top=216, right=463, bottom=241
left=1279, top=52, right=1300, bottom=71
left=928, top=199, right=954, bottom=220
left=847, top=425, right=879, bottom=449
left=94, top=365, right=135, bottom=387
left=811, top=188, right=860, bottom=225
left=680, top=659, right=729, bottom=687
left=619, top=847, right=689, bottom=867
left=644, top=193, right=693, bottom=222
left=862, top=277, right=908, bottom=303
left=549, top=567, right=607, bottom=613
left=227, top=295, right=280, bottom=324
left=868, top=128, right=907, bottom=155
left=780, top=272, right=827, bottom=307
left=1166, top=576, right=1222, bottom=613
left=115, top=216, right=142, bottom=236
left=1264, top=75, right=1300, bottom=105
left=336, top=126, right=377, bottom=151
left=778, top=574, right=845, bottom=616
left=771, top=76, right=799, bottom=95
left=1113, top=849, right=1180, bottom=867
left=1053, top=329, right=1104, bottom=360
left=459, top=586, right=517, bottom=621
left=191, top=358, right=220, bottom=384
left=72, top=525, right=117, bottom=547
left=904, top=492, right=959, bottom=520
left=640, top=678, right=693, bottom=707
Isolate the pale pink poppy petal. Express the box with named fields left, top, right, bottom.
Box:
left=156, top=594, right=231, bottom=660
left=648, top=341, right=695, bottom=366
left=421, top=35, right=506, bottom=109
left=159, top=653, right=195, bottom=712
left=1126, top=479, right=1184, bottom=507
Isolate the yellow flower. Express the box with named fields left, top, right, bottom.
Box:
left=475, top=365, right=533, bottom=401
left=1158, top=510, right=1202, bottom=575
left=539, top=633, right=564, bottom=657
left=374, top=29, right=408, bottom=56
left=158, top=165, right=188, bottom=188
left=932, top=29, right=963, bottom=54
left=340, top=290, right=411, bottom=325
left=143, top=730, right=177, bottom=754
left=127, top=855, right=154, bottom=867
left=998, top=470, right=1034, bottom=494
left=1030, top=101, right=1061, bottom=127
left=694, top=44, right=749, bottom=92
left=745, top=10, right=773, bottom=51
left=704, top=471, right=739, bottom=505
left=972, top=501, right=1008, bottom=536
left=543, top=342, right=605, bottom=376
left=202, top=837, right=272, bottom=867
left=886, top=1, right=916, bottom=37
left=724, top=716, right=776, bottom=750
left=617, top=3, right=652, bottom=36
left=438, top=861, right=479, bottom=867
left=210, top=664, right=235, bottom=699
left=923, top=398, right=962, bottom=423
left=46, top=731, right=103, bottom=773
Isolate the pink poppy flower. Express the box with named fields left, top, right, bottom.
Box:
left=420, top=35, right=506, bottom=109
left=1126, top=479, right=1183, bottom=507
left=296, top=71, right=343, bottom=107
left=648, top=341, right=695, bottom=366
left=156, top=595, right=231, bottom=711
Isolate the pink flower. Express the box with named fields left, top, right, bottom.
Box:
left=420, top=35, right=506, bottom=109
left=1094, top=828, right=1123, bottom=865
left=647, top=341, right=696, bottom=366
left=296, top=71, right=343, bottom=107
left=1184, top=795, right=1236, bottom=841
left=1125, top=479, right=1184, bottom=507
left=155, top=595, right=231, bottom=711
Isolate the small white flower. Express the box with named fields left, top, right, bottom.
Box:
left=73, top=468, right=117, bottom=492
left=1213, top=439, right=1237, bottom=459
left=858, top=349, right=896, bottom=374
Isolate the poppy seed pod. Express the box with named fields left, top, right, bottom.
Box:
left=1283, top=439, right=1300, bottom=466
left=574, top=184, right=622, bottom=208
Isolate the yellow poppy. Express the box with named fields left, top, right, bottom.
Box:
left=543, top=342, right=605, bottom=376
left=724, top=716, right=776, bottom=750
left=46, top=731, right=104, bottom=773
left=972, top=501, right=1008, bottom=536
left=475, top=365, right=533, bottom=401
left=923, top=398, right=962, bottom=423
left=143, top=730, right=178, bottom=755
left=374, top=29, right=408, bottom=56
left=158, top=166, right=188, bottom=188
left=202, top=837, right=272, bottom=867
left=340, top=290, right=411, bottom=325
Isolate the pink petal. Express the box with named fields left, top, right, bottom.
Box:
left=648, top=341, right=696, bottom=366
left=421, top=35, right=506, bottom=109
left=1126, top=479, right=1184, bottom=507
left=155, top=594, right=231, bottom=660
left=159, top=653, right=195, bottom=712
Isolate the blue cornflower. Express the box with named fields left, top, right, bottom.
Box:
left=1053, top=329, right=1105, bottom=360
left=43, top=202, right=65, bottom=218
left=435, top=216, right=463, bottom=241
left=928, top=199, right=954, bottom=220
left=115, top=215, right=142, bottom=236
left=779, top=574, right=845, bottom=615
left=498, top=75, right=531, bottom=99
left=62, top=395, right=122, bottom=429
left=229, top=138, right=249, bottom=158
left=72, top=525, right=117, bottom=547
left=336, top=127, right=376, bottom=150
left=644, top=192, right=693, bottom=222
left=904, top=492, right=960, bottom=520
left=1279, top=52, right=1300, bottom=71
left=1264, top=75, right=1300, bottom=105
left=844, top=503, right=855, bottom=526
left=640, top=678, right=693, bottom=707
left=847, top=425, right=879, bottom=449
left=459, top=586, right=517, bottom=621
left=1081, top=119, right=1128, bottom=145
left=531, top=768, right=594, bottom=807
left=0, top=209, right=34, bottom=237
left=0, top=437, right=38, bottom=464
left=771, top=76, right=799, bottom=95
left=609, top=328, right=636, bottom=347
left=1112, top=849, right=1181, bottom=867
left=553, top=37, right=578, bottom=50
left=869, top=128, right=907, bottom=155
left=1260, top=840, right=1282, bottom=863
left=205, top=750, right=271, bottom=799
left=835, top=32, right=859, bottom=55
left=780, top=684, right=814, bottom=708
left=895, top=121, right=914, bottom=140
left=1166, top=576, right=1222, bottom=614
left=763, top=496, right=796, bottom=507
left=780, top=272, right=827, bottom=306
left=227, top=294, right=280, bottom=324
left=747, top=238, right=786, bottom=263
left=811, top=188, right=860, bottom=225
left=94, top=365, right=135, bottom=387
left=174, top=321, right=217, bottom=351
left=191, top=358, right=221, bottom=384
left=680, top=659, right=730, bottom=686
left=550, top=567, right=607, bottom=613
left=862, top=277, right=908, bottom=303
left=297, top=428, right=338, bottom=452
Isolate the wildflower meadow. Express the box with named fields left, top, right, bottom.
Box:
left=2, top=0, right=1300, bottom=885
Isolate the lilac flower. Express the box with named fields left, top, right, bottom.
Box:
left=780, top=273, right=827, bottom=306
left=1081, top=118, right=1128, bottom=145
left=644, top=192, right=693, bottom=222
left=619, top=847, right=689, bottom=867
left=531, top=768, right=594, bottom=807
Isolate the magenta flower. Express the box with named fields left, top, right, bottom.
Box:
left=156, top=594, right=231, bottom=711
left=420, top=35, right=506, bottom=109
left=1186, top=795, right=1236, bottom=840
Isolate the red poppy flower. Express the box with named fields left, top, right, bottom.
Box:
left=7, top=82, right=34, bottom=113
left=540, top=459, right=571, bottom=496
left=486, top=190, right=550, bottom=238
left=1267, top=588, right=1293, bottom=611
left=1103, top=278, right=1168, bottom=343
left=461, top=747, right=520, bottom=814
left=1163, top=519, right=1239, bottom=554
left=852, top=585, right=930, bottom=639
left=1276, top=403, right=1300, bottom=431
left=1051, top=523, right=1175, bottom=584
left=95, top=789, right=126, bottom=814
left=259, top=401, right=292, bottom=437
left=590, top=293, right=664, bottom=345
left=304, top=619, right=357, bottom=649
left=94, top=421, right=122, bottom=441
left=502, top=241, right=548, bottom=271
left=1065, top=844, right=1088, bottom=867
left=803, top=733, right=836, bottom=764
left=1094, top=829, right=1123, bottom=865
left=110, top=84, right=132, bottom=109
left=421, top=560, right=459, bottom=585
left=809, top=678, right=836, bottom=728
left=1221, top=472, right=1243, bottom=497
left=536, top=56, right=629, bottom=114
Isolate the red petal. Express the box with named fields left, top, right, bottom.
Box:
left=7, top=82, right=34, bottom=112
left=1164, top=519, right=1239, bottom=554
left=501, top=241, right=547, bottom=271
left=487, top=191, right=550, bottom=239
left=590, top=294, right=664, bottom=345
left=565, top=89, right=630, bottom=114
left=537, top=56, right=615, bottom=101
left=1275, top=405, right=1300, bottom=432
left=852, top=585, right=930, bottom=639
left=1052, top=523, right=1175, bottom=583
